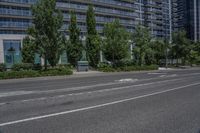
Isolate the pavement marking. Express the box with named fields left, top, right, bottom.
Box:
left=148, top=72, right=166, bottom=75
left=0, top=78, right=183, bottom=106
left=0, top=82, right=199, bottom=127
left=115, top=79, right=138, bottom=82
left=0, top=91, right=34, bottom=98
left=159, top=74, right=177, bottom=78
left=1, top=72, right=199, bottom=98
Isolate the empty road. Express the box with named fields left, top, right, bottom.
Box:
left=0, top=69, right=200, bottom=133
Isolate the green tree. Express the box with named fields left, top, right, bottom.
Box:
left=28, top=0, right=63, bottom=69
left=86, top=5, right=101, bottom=67
left=67, top=11, right=82, bottom=66
left=172, top=30, right=190, bottom=65
left=151, top=39, right=170, bottom=65
left=132, top=25, right=152, bottom=66
left=103, top=20, right=130, bottom=65
left=21, top=36, right=36, bottom=64
left=187, top=41, right=200, bottom=65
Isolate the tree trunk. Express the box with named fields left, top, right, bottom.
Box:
left=44, top=54, right=47, bottom=70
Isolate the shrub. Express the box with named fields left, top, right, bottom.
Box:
left=97, top=62, right=115, bottom=72
left=98, top=65, right=158, bottom=72
left=0, top=70, right=40, bottom=79
left=57, top=64, right=73, bottom=69
left=33, top=63, right=42, bottom=70
left=40, top=68, right=73, bottom=76
left=115, top=59, right=136, bottom=67
left=0, top=68, right=73, bottom=80
left=12, top=63, right=33, bottom=71
left=0, top=63, right=6, bottom=72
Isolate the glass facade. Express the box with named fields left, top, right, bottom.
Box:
left=0, top=0, right=170, bottom=37
left=172, top=0, right=200, bottom=41
left=3, top=40, right=21, bottom=68
left=0, top=0, right=171, bottom=65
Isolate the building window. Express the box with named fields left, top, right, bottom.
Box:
left=3, top=40, right=22, bottom=68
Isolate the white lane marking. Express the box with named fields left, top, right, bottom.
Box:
left=148, top=72, right=166, bottom=75
left=1, top=73, right=199, bottom=98
left=160, top=75, right=166, bottom=77
left=116, top=79, right=138, bottom=82
left=159, top=74, right=177, bottom=78
left=0, top=82, right=124, bottom=98
left=0, top=91, right=34, bottom=98
left=0, top=82, right=199, bottom=127
left=0, top=78, right=182, bottom=106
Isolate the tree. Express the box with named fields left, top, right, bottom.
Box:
left=172, top=30, right=190, bottom=65
left=187, top=41, right=200, bottom=65
left=151, top=39, right=169, bottom=65
left=132, top=25, right=152, bottom=66
left=86, top=5, right=97, bottom=35
left=103, top=20, right=130, bottom=65
left=28, top=0, right=63, bottom=69
left=86, top=5, right=101, bottom=67
left=67, top=11, right=82, bottom=66
left=21, top=36, right=36, bottom=64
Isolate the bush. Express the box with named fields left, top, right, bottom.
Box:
left=33, top=63, right=42, bottom=70
left=115, top=59, right=136, bottom=67
left=0, top=63, right=6, bottom=72
left=57, top=64, right=73, bottom=69
left=98, top=65, right=158, bottom=72
left=40, top=68, right=73, bottom=76
left=120, top=65, right=158, bottom=71
left=97, top=62, right=115, bottom=72
left=0, top=68, right=73, bottom=80
left=0, top=70, right=40, bottom=79
left=12, top=63, right=33, bottom=71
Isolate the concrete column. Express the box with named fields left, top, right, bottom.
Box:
left=100, top=50, right=103, bottom=62
left=169, top=0, right=172, bottom=43
left=194, top=0, right=197, bottom=42
left=0, top=39, right=4, bottom=63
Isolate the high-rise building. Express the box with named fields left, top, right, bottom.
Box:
left=172, top=0, right=200, bottom=41
left=0, top=0, right=170, bottom=66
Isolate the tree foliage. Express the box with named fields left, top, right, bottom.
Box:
left=28, top=0, right=63, bottom=68
left=86, top=5, right=101, bottom=67
left=172, top=30, right=190, bottom=65
left=132, top=25, right=152, bottom=66
left=67, top=11, right=82, bottom=66
left=151, top=39, right=170, bottom=65
left=21, top=36, right=36, bottom=64
left=187, top=41, right=200, bottom=65
left=103, top=20, right=130, bottom=65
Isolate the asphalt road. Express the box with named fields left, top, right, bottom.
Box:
left=0, top=69, right=200, bottom=133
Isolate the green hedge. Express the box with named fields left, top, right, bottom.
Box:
left=98, top=65, right=158, bottom=72
left=0, top=63, right=6, bottom=72
left=12, top=63, right=33, bottom=71
left=0, top=68, right=73, bottom=80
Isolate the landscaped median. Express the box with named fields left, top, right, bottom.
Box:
left=0, top=63, right=73, bottom=80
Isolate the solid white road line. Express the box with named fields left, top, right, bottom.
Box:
left=0, top=82, right=199, bottom=127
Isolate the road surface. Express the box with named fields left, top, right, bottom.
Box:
left=0, top=69, right=200, bottom=133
